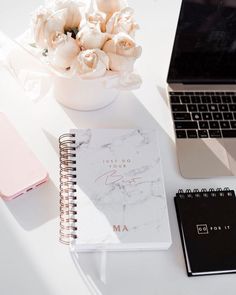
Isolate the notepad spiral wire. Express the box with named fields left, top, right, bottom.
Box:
left=177, top=188, right=233, bottom=199
left=59, top=133, right=78, bottom=245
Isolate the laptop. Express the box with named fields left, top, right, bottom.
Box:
left=167, top=0, right=236, bottom=178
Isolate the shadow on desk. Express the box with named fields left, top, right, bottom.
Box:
left=5, top=179, right=58, bottom=230
left=0, top=206, right=53, bottom=295
left=61, top=91, right=166, bottom=129
left=72, top=249, right=185, bottom=295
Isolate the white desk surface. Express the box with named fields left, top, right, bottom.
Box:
left=1, top=1, right=236, bottom=294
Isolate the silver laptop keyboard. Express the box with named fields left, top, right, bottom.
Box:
left=170, top=91, right=236, bottom=139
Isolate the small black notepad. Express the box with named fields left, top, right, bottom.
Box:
left=175, top=188, right=236, bottom=276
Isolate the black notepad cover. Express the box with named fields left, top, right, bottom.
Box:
left=175, top=190, right=236, bottom=276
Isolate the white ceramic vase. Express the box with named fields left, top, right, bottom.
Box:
left=53, top=74, right=120, bottom=111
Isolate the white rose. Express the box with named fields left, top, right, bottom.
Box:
left=32, top=7, right=66, bottom=49
left=96, top=0, right=127, bottom=14
left=49, top=33, right=80, bottom=73
left=106, top=7, right=139, bottom=37
left=103, top=32, right=142, bottom=72
left=77, top=49, right=109, bottom=78
left=76, top=24, right=108, bottom=50
left=54, top=0, right=84, bottom=30
left=87, top=11, right=107, bottom=32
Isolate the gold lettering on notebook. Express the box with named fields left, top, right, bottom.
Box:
left=95, top=169, right=142, bottom=185
left=102, top=159, right=131, bottom=169
left=113, top=225, right=129, bottom=232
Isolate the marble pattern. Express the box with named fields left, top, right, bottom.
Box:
left=72, top=129, right=171, bottom=250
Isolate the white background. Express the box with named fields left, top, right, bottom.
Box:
left=0, top=0, right=236, bottom=294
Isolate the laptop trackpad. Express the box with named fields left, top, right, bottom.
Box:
left=177, top=139, right=232, bottom=178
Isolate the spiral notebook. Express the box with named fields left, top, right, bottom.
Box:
left=59, top=129, right=172, bottom=251
left=175, top=188, right=236, bottom=276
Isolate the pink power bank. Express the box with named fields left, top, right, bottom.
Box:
left=0, top=113, right=48, bottom=200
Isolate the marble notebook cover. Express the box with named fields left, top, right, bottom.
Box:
left=71, top=129, right=172, bottom=251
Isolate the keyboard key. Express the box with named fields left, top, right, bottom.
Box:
left=232, top=96, right=236, bottom=103
left=198, top=104, right=208, bottom=112
left=187, top=130, right=197, bottom=138
left=175, top=121, right=198, bottom=129
left=176, top=130, right=187, bottom=138
left=219, top=104, right=229, bottom=112
left=213, top=112, right=223, bottom=120
left=222, top=130, right=236, bottom=138
left=169, top=92, right=184, bottom=95
left=199, top=121, right=209, bottom=129
left=229, top=104, right=236, bottom=111
left=184, top=91, right=195, bottom=95
left=234, top=113, right=236, bottom=120
left=202, top=113, right=212, bottom=120
left=230, top=121, right=236, bottom=129
left=209, top=130, right=222, bottom=138
left=191, top=96, right=201, bottom=103
left=171, top=104, right=187, bottom=112
left=222, top=96, right=232, bottom=103
left=198, top=130, right=208, bottom=138
left=170, top=96, right=180, bottom=103
left=201, top=96, right=211, bottom=103
left=192, top=113, right=202, bottom=120
left=220, top=121, right=230, bottom=129
left=187, top=104, right=198, bottom=112
left=212, top=96, right=221, bottom=103
left=223, top=113, right=233, bottom=120
left=173, top=113, right=191, bottom=120
left=209, top=121, right=220, bottom=129
left=208, top=104, right=218, bottom=112
left=181, top=96, right=190, bottom=104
